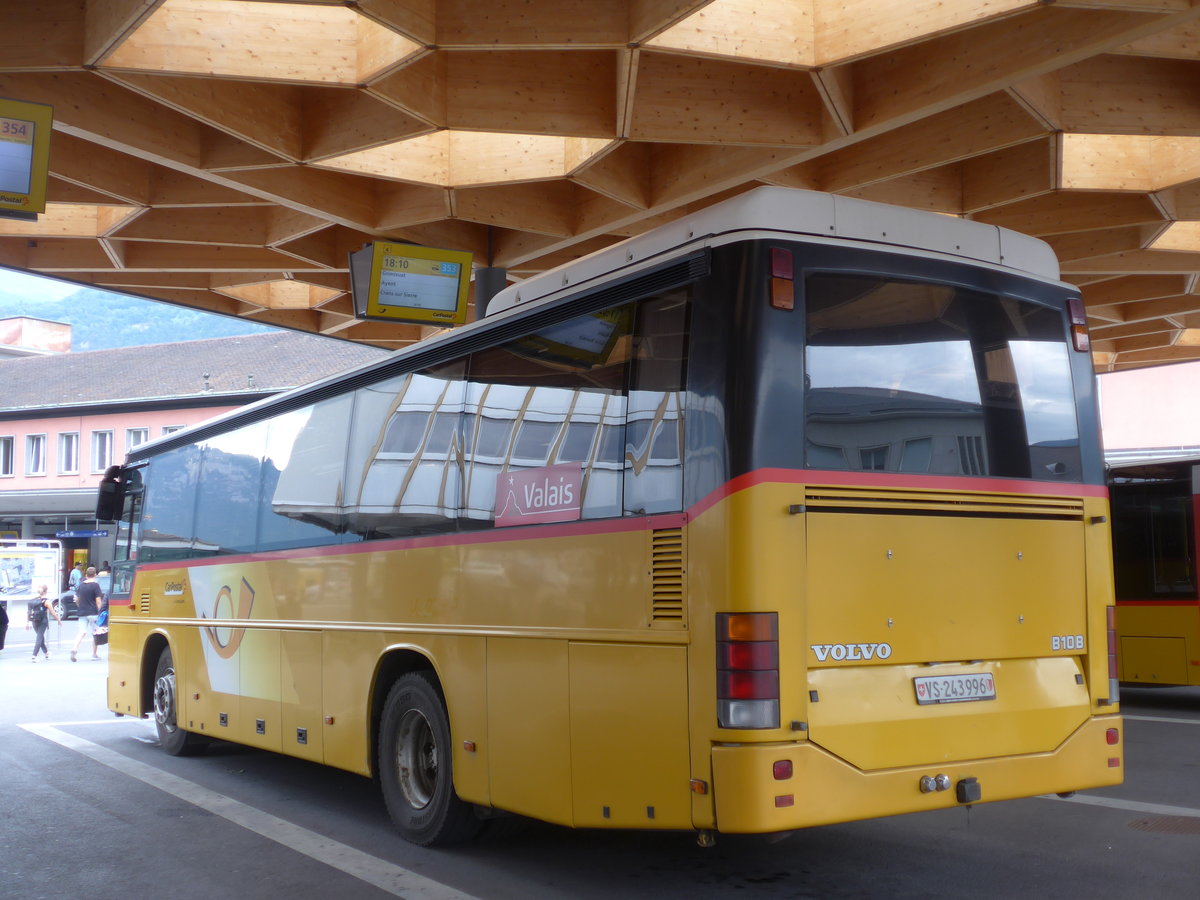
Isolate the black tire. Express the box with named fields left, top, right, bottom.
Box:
left=379, top=672, right=481, bottom=846
left=152, top=646, right=205, bottom=756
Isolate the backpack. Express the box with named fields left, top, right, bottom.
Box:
left=28, top=599, right=47, bottom=625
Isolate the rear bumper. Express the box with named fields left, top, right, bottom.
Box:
left=710, top=714, right=1122, bottom=834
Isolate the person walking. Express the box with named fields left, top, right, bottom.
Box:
left=68, top=561, right=84, bottom=592
left=70, top=566, right=106, bottom=662
left=27, top=583, right=60, bottom=662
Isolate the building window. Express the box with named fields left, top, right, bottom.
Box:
left=162, top=425, right=184, bottom=436
left=0, top=436, right=13, bottom=476
left=26, top=434, right=47, bottom=475
left=59, top=432, right=79, bottom=474
left=127, top=427, right=150, bottom=450
left=92, top=430, right=114, bottom=472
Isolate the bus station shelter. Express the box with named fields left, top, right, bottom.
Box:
left=4, top=0, right=1200, bottom=372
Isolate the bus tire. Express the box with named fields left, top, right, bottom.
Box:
left=152, top=646, right=205, bottom=756
left=379, top=672, right=480, bottom=846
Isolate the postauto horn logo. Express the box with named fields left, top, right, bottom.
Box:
left=199, top=577, right=256, bottom=659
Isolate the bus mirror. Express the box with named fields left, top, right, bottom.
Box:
left=96, top=467, right=126, bottom=521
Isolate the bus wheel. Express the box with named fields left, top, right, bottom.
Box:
left=152, top=646, right=204, bottom=756
left=379, top=672, right=480, bottom=846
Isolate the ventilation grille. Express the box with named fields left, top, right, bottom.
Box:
left=650, top=527, right=686, bottom=628
left=138, top=593, right=151, bottom=615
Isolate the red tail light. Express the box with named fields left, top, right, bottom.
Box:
left=1067, top=297, right=1091, bottom=352
left=717, top=613, right=780, bottom=729
left=769, top=248, right=794, bottom=311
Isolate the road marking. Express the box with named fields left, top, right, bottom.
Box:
left=19, top=721, right=479, bottom=900
left=1042, top=793, right=1200, bottom=819
left=1123, top=714, right=1200, bottom=726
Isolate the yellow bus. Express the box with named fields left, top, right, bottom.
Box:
left=100, top=187, right=1122, bottom=846
left=1109, top=456, right=1200, bottom=685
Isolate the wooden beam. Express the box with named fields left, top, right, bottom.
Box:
left=454, top=183, right=578, bottom=237
left=850, top=7, right=1200, bottom=132
left=1115, top=20, right=1200, bottom=60
left=445, top=50, right=618, bottom=137
left=148, top=169, right=266, bottom=208
left=812, top=65, right=855, bottom=136
left=367, top=52, right=444, bottom=126
left=1091, top=319, right=1181, bottom=341
left=84, top=0, right=158, bottom=67
left=434, top=0, right=628, bottom=48
left=1095, top=293, right=1200, bottom=323
left=47, top=178, right=133, bottom=206
left=646, top=0, right=815, bottom=67
left=842, top=168, right=964, bottom=214
left=630, top=51, right=825, bottom=146
left=373, top=184, right=453, bottom=231
left=102, top=71, right=305, bottom=160
left=1061, top=249, right=1200, bottom=274
left=1058, top=54, right=1200, bottom=135
left=813, top=0, right=1035, bottom=68
left=1007, top=73, right=1063, bottom=131
left=0, top=71, right=208, bottom=169
left=1081, top=274, right=1192, bottom=304
left=302, top=85, right=431, bottom=162
left=570, top=142, right=653, bottom=208
left=1109, top=345, right=1200, bottom=365
left=962, top=137, right=1057, bottom=212
left=0, top=0, right=84, bottom=70
left=975, top=192, right=1164, bottom=236
left=1042, top=226, right=1150, bottom=262
left=107, top=207, right=270, bottom=246
left=48, top=133, right=155, bottom=205
left=807, top=93, right=1046, bottom=194
left=115, top=241, right=328, bottom=272
left=219, top=167, right=380, bottom=232
left=356, top=0, right=437, bottom=46
left=629, top=0, right=718, bottom=43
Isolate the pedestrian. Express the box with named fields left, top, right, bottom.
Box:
left=68, top=561, right=84, bottom=592
left=27, top=583, right=60, bottom=662
left=0, top=598, right=8, bottom=655
left=70, top=566, right=106, bottom=662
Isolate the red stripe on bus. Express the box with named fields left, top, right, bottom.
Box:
left=1115, top=599, right=1200, bottom=607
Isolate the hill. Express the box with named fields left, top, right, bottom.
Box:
left=0, top=284, right=280, bottom=350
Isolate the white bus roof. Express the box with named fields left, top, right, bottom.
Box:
left=488, top=186, right=1062, bottom=315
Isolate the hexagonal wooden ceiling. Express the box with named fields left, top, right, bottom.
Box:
left=4, top=0, right=1200, bottom=371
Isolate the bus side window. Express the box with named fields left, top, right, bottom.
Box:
left=623, top=291, right=689, bottom=516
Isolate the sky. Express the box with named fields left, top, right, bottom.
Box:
left=0, top=267, right=80, bottom=301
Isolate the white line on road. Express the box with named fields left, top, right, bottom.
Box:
left=19, top=721, right=480, bottom=900
left=1123, top=714, right=1200, bottom=726
left=1042, top=793, right=1200, bottom=819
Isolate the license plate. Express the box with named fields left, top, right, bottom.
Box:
left=914, top=673, right=996, bottom=705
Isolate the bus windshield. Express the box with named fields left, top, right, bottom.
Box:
left=803, top=273, right=1081, bottom=480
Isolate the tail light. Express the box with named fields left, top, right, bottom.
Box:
left=717, top=612, right=780, bottom=729
left=1103, top=605, right=1120, bottom=705
left=768, top=248, right=794, bottom=310
left=1067, top=297, right=1091, bottom=352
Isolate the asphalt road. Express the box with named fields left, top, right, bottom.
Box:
left=2, top=622, right=1198, bottom=900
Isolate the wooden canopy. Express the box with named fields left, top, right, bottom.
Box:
left=4, top=0, right=1200, bottom=370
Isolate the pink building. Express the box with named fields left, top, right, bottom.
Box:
left=0, top=322, right=386, bottom=568
left=1098, top=360, right=1200, bottom=461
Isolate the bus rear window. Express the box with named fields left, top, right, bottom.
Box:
left=803, top=273, right=1081, bottom=481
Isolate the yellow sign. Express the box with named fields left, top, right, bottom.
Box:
left=364, top=242, right=472, bottom=326
left=0, top=97, right=53, bottom=215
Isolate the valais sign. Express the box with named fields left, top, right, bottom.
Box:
left=495, top=463, right=582, bottom=528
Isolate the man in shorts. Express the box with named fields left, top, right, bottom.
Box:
left=70, top=567, right=106, bottom=662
